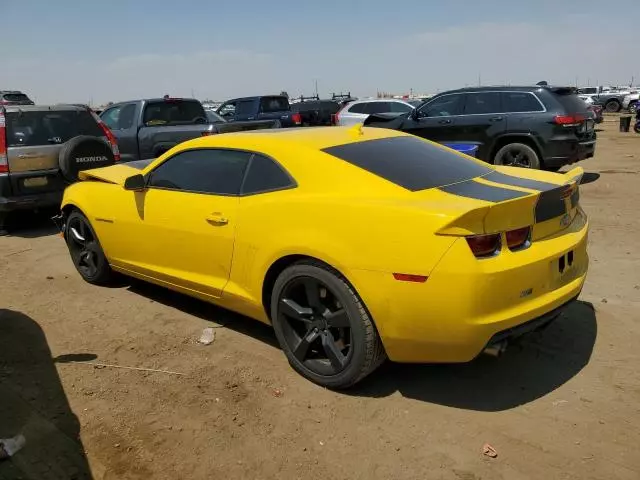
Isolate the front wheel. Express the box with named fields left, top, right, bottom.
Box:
left=605, top=100, right=621, bottom=113
left=493, top=143, right=541, bottom=169
left=65, top=211, right=113, bottom=285
left=630, top=102, right=638, bottom=114
left=270, top=261, right=386, bottom=389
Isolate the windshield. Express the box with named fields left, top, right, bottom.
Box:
left=322, top=136, right=491, bottom=191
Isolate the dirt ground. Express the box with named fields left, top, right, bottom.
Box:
left=1, top=118, right=639, bottom=480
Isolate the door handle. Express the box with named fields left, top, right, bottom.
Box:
left=438, top=119, right=452, bottom=124
left=205, top=213, right=228, bottom=226
left=489, top=116, right=504, bottom=122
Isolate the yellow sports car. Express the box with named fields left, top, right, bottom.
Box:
left=57, top=126, right=588, bottom=388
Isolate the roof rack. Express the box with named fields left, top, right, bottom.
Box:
left=292, top=95, right=320, bottom=103
left=331, top=92, right=353, bottom=101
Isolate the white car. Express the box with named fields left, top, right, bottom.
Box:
left=334, top=99, right=415, bottom=126
left=623, top=93, right=639, bottom=113
left=579, top=95, right=595, bottom=105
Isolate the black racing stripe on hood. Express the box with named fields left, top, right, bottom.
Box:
left=483, top=171, right=559, bottom=191
left=535, top=186, right=568, bottom=222
left=125, top=159, right=154, bottom=170
left=439, top=180, right=531, bottom=202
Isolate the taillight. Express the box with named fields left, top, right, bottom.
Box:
left=330, top=113, right=338, bottom=125
left=466, top=234, right=501, bottom=258
left=292, top=113, right=302, bottom=125
left=505, top=226, right=531, bottom=250
left=554, top=114, right=585, bottom=126
left=0, top=110, right=8, bottom=174
left=90, top=111, right=121, bottom=162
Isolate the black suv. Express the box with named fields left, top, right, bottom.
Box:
left=365, top=86, right=596, bottom=170
left=0, top=105, right=118, bottom=234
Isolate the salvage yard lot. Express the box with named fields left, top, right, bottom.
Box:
left=2, top=119, right=640, bottom=480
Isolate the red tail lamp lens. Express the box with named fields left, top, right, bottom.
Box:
left=506, top=226, right=531, bottom=250
left=292, top=113, right=302, bottom=125
left=466, top=234, right=501, bottom=257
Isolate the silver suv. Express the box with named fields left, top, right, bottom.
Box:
left=334, top=99, right=415, bottom=126
left=0, top=105, right=119, bottom=234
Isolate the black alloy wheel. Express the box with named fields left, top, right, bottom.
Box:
left=65, top=211, right=112, bottom=285
left=493, top=143, right=541, bottom=169
left=271, top=262, right=386, bottom=389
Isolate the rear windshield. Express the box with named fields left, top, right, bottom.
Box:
left=291, top=101, right=340, bottom=113
left=553, top=91, right=589, bottom=113
left=1, top=93, right=32, bottom=103
left=5, top=110, right=103, bottom=147
left=260, top=97, right=290, bottom=113
left=142, top=100, right=206, bottom=126
left=322, top=136, right=491, bottom=191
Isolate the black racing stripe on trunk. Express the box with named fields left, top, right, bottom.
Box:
left=535, top=186, right=567, bottom=222
left=483, top=171, right=559, bottom=191
left=439, top=180, right=531, bottom=202
left=126, top=159, right=154, bottom=170
left=570, top=187, right=580, bottom=208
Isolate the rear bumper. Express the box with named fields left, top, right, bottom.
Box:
left=543, top=139, right=596, bottom=168
left=0, top=191, right=63, bottom=213
left=0, top=171, right=64, bottom=214
left=349, top=211, right=589, bottom=363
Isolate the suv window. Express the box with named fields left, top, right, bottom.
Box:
left=118, top=103, right=136, bottom=129
left=260, top=97, right=290, bottom=113
left=347, top=103, right=368, bottom=114
left=218, top=102, right=236, bottom=117
left=148, top=149, right=251, bottom=195
left=142, top=100, right=206, bottom=126
left=502, top=92, right=544, bottom=113
left=553, top=92, right=589, bottom=113
left=419, top=94, right=464, bottom=117
left=464, top=92, right=503, bottom=114
left=389, top=102, right=413, bottom=113
left=5, top=110, right=103, bottom=147
left=242, top=154, right=293, bottom=195
left=367, top=102, right=390, bottom=114
left=102, top=104, right=136, bottom=130
left=1, top=93, right=33, bottom=104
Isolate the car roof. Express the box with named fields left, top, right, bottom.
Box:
left=2, top=104, right=87, bottom=113
left=225, top=95, right=288, bottom=102
left=179, top=125, right=409, bottom=152
left=432, top=85, right=575, bottom=95
left=348, top=98, right=412, bottom=104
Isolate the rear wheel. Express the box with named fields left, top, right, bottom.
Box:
left=271, top=261, right=386, bottom=389
left=65, top=211, right=113, bottom=285
left=629, top=101, right=638, bottom=114
left=605, top=99, right=621, bottom=113
left=493, top=143, right=541, bottom=169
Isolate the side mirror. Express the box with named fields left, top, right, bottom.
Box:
left=411, top=108, right=422, bottom=120
left=124, top=174, right=146, bottom=191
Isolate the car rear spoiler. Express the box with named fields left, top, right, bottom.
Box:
left=437, top=167, right=584, bottom=236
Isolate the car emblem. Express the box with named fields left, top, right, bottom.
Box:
left=560, top=213, right=571, bottom=227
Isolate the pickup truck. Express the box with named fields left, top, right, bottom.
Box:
left=100, top=97, right=279, bottom=162
left=216, top=95, right=302, bottom=127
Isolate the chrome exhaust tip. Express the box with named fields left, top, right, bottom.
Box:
left=483, top=341, right=508, bottom=357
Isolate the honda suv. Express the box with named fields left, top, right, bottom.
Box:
left=365, top=86, right=596, bottom=170
left=0, top=104, right=119, bottom=234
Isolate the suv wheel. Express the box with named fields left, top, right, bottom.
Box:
left=493, top=143, right=541, bottom=169
left=629, top=101, right=638, bottom=114
left=605, top=99, right=621, bottom=113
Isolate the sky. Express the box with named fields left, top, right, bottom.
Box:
left=1, top=0, right=636, bottom=105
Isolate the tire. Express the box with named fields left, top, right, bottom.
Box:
left=58, top=136, right=115, bottom=183
left=605, top=99, right=621, bottom=113
left=64, top=211, right=113, bottom=285
left=493, top=142, right=541, bottom=169
left=629, top=101, right=638, bottom=114
left=634, top=122, right=640, bottom=134
left=270, top=261, right=386, bottom=389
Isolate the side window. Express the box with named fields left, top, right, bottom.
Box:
left=463, top=92, right=503, bottom=115
left=117, top=103, right=136, bottom=129
left=148, top=149, right=252, bottom=195
left=101, top=106, right=121, bottom=130
left=218, top=102, right=237, bottom=117
left=389, top=102, right=413, bottom=113
left=419, top=94, right=464, bottom=117
left=502, top=92, right=544, bottom=113
left=367, top=102, right=391, bottom=114
left=241, top=154, right=294, bottom=195
left=347, top=103, right=367, bottom=114
left=236, top=100, right=255, bottom=116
